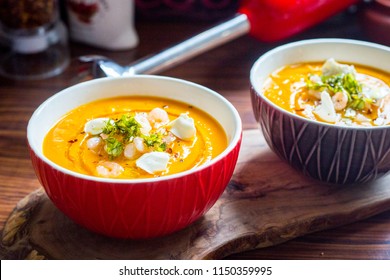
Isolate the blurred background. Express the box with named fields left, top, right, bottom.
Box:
left=0, top=0, right=389, bottom=80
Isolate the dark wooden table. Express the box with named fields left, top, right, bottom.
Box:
left=1, top=8, right=389, bottom=259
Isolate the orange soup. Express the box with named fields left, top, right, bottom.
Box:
left=263, top=59, right=390, bottom=126
left=43, top=96, right=227, bottom=179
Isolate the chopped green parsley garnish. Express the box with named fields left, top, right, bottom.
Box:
left=105, top=136, right=123, bottom=159
left=101, top=114, right=165, bottom=159
left=103, top=115, right=140, bottom=140
left=142, top=133, right=166, bottom=152
left=307, top=72, right=369, bottom=111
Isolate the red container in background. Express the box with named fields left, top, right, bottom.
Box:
left=135, top=0, right=358, bottom=42
left=238, top=0, right=358, bottom=42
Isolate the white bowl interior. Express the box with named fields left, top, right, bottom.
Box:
left=251, top=39, right=390, bottom=99
left=27, top=75, right=242, bottom=181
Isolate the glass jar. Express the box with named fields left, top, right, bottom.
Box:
left=0, top=0, right=70, bottom=80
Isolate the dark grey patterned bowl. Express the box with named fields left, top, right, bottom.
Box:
left=250, top=39, right=390, bottom=184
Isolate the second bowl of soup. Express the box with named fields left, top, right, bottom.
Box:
left=250, top=39, right=390, bottom=184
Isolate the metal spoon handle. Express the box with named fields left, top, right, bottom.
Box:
left=124, top=13, right=250, bottom=75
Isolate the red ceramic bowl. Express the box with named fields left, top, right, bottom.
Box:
left=27, top=75, right=242, bottom=239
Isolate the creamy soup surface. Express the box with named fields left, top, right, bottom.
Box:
left=263, top=58, right=390, bottom=126
left=43, top=96, right=227, bottom=179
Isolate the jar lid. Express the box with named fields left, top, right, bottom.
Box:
left=0, top=24, right=62, bottom=54
left=10, top=32, right=49, bottom=54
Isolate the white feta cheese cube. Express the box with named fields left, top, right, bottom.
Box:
left=168, top=114, right=196, bottom=141
left=314, top=91, right=337, bottom=123
left=84, top=118, right=111, bottom=135
left=136, top=152, right=170, bottom=174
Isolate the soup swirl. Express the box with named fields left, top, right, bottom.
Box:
left=43, top=96, right=227, bottom=179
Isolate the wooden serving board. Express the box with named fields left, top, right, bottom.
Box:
left=2, top=129, right=390, bottom=260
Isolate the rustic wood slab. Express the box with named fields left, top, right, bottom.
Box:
left=2, top=129, right=390, bottom=260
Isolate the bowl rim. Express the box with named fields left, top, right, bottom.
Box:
left=250, top=38, right=390, bottom=130
left=27, top=75, right=242, bottom=184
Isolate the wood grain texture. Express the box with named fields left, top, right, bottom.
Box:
left=1, top=129, right=390, bottom=260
